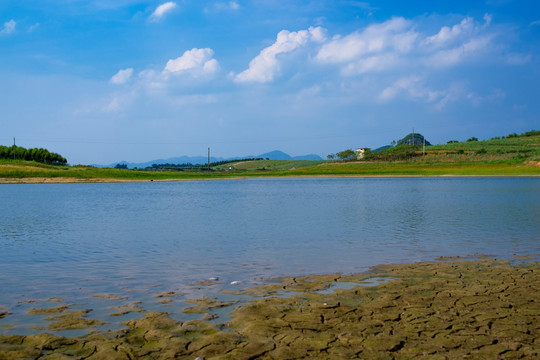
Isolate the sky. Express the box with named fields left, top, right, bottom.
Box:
left=1, top=0, right=539, bottom=165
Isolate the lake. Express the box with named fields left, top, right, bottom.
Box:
left=1, top=177, right=539, bottom=334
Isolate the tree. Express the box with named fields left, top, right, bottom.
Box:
left=327, top=154, right=336, bottom=160
left=336, top=149, right=356, bottom=160
left=397, top=133, right=431, bottom=146
left=467, top=137, right=479, bottom=142
left=0, top=145, right=67, bottom=164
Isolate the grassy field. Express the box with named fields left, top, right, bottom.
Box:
left=1, top=132, right=539, bottom=182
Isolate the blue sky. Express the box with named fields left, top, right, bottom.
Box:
left=1, top=0, right=539, bottom=164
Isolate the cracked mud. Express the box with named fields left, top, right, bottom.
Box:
left=0, top=258, right=538, bottom=359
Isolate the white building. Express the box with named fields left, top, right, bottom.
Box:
left=355, top=148, right=370, bottom=160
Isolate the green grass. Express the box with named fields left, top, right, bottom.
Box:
left=428, top=132, right=540, bottom=159
left=291, top=161, right=540, bottom=176
left=216, top=159, right=325, bottom=172
left=1, top=132, right=539, bottom=181
left=2, top=158, right=538, bottom=181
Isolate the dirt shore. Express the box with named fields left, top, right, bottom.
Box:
left=0, top=177, right=139, bottom=184
left=1, top=174, right=539, bottom=184
left=0, top=258, right=538, bottom=359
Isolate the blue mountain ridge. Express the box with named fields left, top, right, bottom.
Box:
left=97, top=150, right=322, bottom=169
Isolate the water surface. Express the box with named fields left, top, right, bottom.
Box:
left=1, top=177, right=539, bottom=334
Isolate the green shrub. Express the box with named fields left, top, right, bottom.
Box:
left=476, top=148, right=487, bottom=154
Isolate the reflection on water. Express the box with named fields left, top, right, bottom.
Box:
left=0, top=177, right=539, bottom=334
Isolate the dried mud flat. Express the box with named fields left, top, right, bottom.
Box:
left=0, top=258, right=538, bottom=359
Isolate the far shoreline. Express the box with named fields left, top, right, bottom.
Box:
left=1, top=173, right=540, bottom=184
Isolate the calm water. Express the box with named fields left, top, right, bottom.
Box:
left=0, top=177, right=539, bottom=334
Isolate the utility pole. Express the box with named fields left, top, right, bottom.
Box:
left=412, top=127, right=415, bottom=146
left=207, top=147, right=210, bottom=172
left=423, top=137, right=425, bottom=156
left=13, top=137, right=16, bottom=160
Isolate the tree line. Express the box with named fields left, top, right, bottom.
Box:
left=0, top=145, right=67, bottom=165
left=115, top=158, right=266, bottom=171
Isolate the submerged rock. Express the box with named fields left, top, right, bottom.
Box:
left=182, top=297, right=239, bottom=314
left=0, top=306, right=10, bottom=319
left=108, top=302, right=145, bottom=316
left=92, top=293, right=129, bottom=300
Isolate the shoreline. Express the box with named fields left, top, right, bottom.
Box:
left=1, top=173, right=540, bottom=184
left=1, top=256, right=538, bottom=358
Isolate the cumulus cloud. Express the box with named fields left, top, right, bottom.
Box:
left=235, top=26, right=326, bottom=83
left=316, top=17, right=418, bottom=75
left=314, top=15, right=497, bottom=77
left=163, top=48, right=220, bottom=78
left=424, top=35, right=493, bottom=67
left=0, top=19, right=16, bottom=35
left=110, top=68, right=134, bottom=85
left=317, top=17, right=414, bottom=63
left=149, top=2, right=177, bottom=22
left=424, top=17, right=474, bottom=47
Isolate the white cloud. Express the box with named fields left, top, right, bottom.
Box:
left=110, top=68, right=134, bottom=85
left=0, top=19, right=16, bottom=35
left=316, top=17, right=415, bottom=64
left=235, top=26, right=326, bottom=83
left=149, top=2, right=177, bottom=22
left=28, top=23, right=40, bottom=32
left=378, top=76, right=467, bottom=110
left=206, top=1, right=240, bottom=12
left=506, top=53, right=531, bottom=65
left=341, top=54, right=399, bottom=75
left=424, top=35, right=493, bottom=67
left=315, top=16, right=496, bottom=76
left=379, top=76, right=443, bottom=102
left=316, top=17, right=418, bottom=75
left=467, top=88, right=505, bottom=106
left=425, top=17, right=474, bottom=47
left=164, top=48, right=220, bottom=78
left=483, top=13, right=492, bottom=26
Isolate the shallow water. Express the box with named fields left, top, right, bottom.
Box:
left=0, top=177, right=539, bottom=334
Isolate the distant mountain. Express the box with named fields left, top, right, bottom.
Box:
left=96, top=150, right=322, bottom=169
left=256, top=150, right=322, bottom=161
left=291, top=154, right=323, bottom=160
left=257, top=150, right=292, bottom=160
left=374, top=145, right=392, bottom=152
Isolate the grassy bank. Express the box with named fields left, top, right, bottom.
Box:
left=1, top=159, right=539, bottom=183
left=1, top=133, right=539, bottom=182
left=0, top=257, right=538, bottom=359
